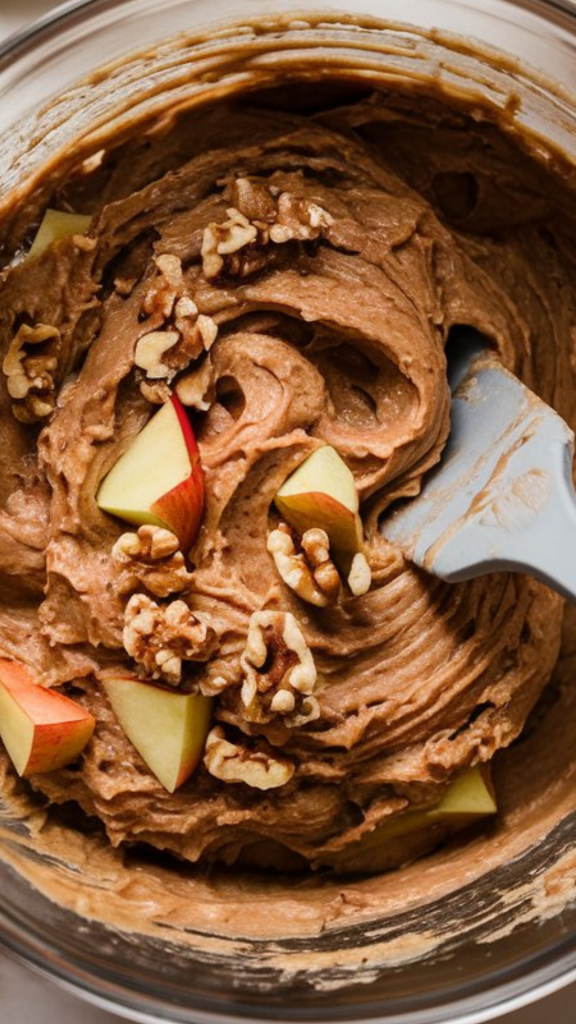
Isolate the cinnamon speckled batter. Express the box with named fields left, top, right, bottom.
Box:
left=0, top=20, right=575, bottom=897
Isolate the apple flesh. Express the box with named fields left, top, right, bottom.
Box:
left=329, top=765, right=497, bottom=873
left=0, top=659, right=95, bottom=777
left=102, top=675, right=212, bottom=793
left=29, top=209, right=92, bottom=259
left=362, top=764, right=496, bottom=844
left=274, top=445, right=363, bottom=570
left=96, top=395, right=204, bottom=552
left=427, top=764, right=497, bottom=820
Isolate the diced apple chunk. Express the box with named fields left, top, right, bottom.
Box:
left=0, top=659, right=95, bottom=777
left=327, top=765, right=497, bottom=873
left=428, top=764, right=497, bottom=819
left=102, top=675, right=212, bottom=793
left=369, top=764, right=496, bottom=843
left=29, top=209, right=92, bottom=259
left=96, top=395, right=205, bottom=552
left=274, top=445, right=363, bottom=570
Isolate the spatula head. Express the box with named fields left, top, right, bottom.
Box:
left=381, top=347, right=574, bottom=585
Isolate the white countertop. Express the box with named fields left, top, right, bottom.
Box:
left=0, top=2, right=575, bottom=1022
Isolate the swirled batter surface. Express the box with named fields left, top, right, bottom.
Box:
left=0, top=84, right=573, bottom=873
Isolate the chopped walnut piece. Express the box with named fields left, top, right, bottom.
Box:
left=203, top=725, right=295, bottom=790
left=238, top=609, right=319, bottom=728
left=267, top=524, right=340, bottom=607
left=201, top=207, right=258, bottom=279
left=2, top=323, right=61, bottom=423
left=139, top=379, right=173, bottom=405
left=173, top=296, right=199, bottom=347
left=231, top=177, right=277, bottom=223
left=196, top=314, right=218, bottom=351
left=123, top=593, right=216, bottom=685
left=199, top=667, right=240, bottom=698
left=142, top=253, right=184, bottom=320
left=201, top=185, right=333, bottom=281
left=303, top=529, right=342, bottom=598
left=175, top=359, right=213, bottom=410
left=347, top=551, right=372, bottom=597
left=134, top=330, right=180, bottom=379
left=136, top=254, right=219, bottom=396
left=73, top=234, right=97, bottom=253
left=112, top=525, right=193, bottom=599
left=135, top=314, right=218, bottom=389
left=269, top=192, right=334, bottom=244
left=172, top=300, right=218, bottom=363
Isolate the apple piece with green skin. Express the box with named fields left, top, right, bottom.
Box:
left=96, top=395, right=204, bottom=552
left=0, top=659, right=95, bottom=777
left=274, top=445, right=363, bottom=572
left=102, top=675, right=213, bottom=793
left=28, top=209, right=92, bottom=259
left=327, top=765, right=497, bottom=873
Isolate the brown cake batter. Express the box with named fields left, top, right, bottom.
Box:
left=0, top=18, right=576, bottom=956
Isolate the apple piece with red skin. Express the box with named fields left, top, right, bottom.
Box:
left=101, top=675, right=212, bottom=793
left=0, top=659, right=95, bottom=777
left=96, top=395, right=204, bottom=552
left=274, top=445, right=363, bottom=572
left=29, top=209, right=92, bottom=259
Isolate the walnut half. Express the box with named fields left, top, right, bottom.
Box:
left=123, top=593, right=216, bottom=685
left=203, top=725, right=295, bottom=789
left=267, top=524, right=340, bottom=607
left=112, top=525, right=193, bottom=599
left=238, top=610, right=319, bottom=728
left=267, top=523, right=372, bottom=604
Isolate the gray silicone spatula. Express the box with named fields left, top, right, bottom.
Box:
left=381, top=331, right=576, bottom=602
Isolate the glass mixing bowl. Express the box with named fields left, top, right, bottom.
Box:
left=2, top=1, right=576, bottom=1022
